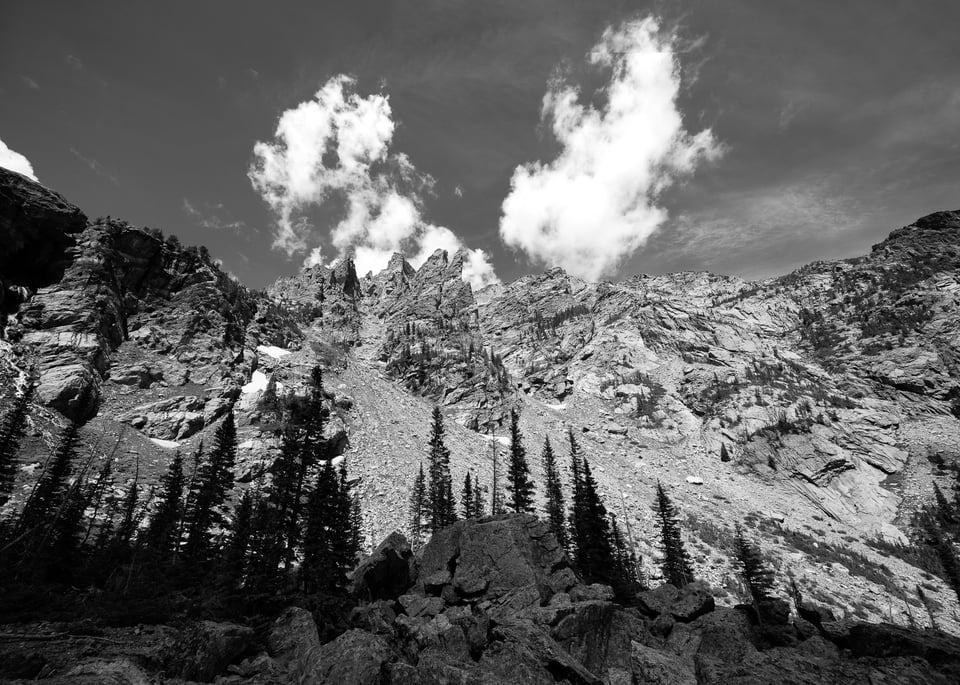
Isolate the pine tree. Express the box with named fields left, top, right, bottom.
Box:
left=144, top=453, right=185, bottom=561
left=183, top=411, right=238, bottom=561
left=223, top=491, right=254, bottom=586
left=426, top=406, right=456, bottom=530
left=490, top=430, right=504, bottom=515
left=0, top=383, right=32, bottom=507
left=541, top=437, right=569, bottom=549
left=609, top=515, right=643, bottom=597
left=720, top=443, right=731, bottom=463
left=461, top=472, right=476, bottom=519
left=571, top=457, right=617, bottom=584
left=733, top=523, right=775, bottom=603
left=473, top=481, right=485, bottom=518
left=301, top=460, right=338, bottom=592
left=654, top=483, right=694, bottom=587
left=17, top=420, right=80, bottom=537
left=924, top=518, right=960, bottom=604
left=568, top=429, right=587, bottom=557
left=409, top=462, right=427, bottom=547
left=506, top=408, right=534, bottom=513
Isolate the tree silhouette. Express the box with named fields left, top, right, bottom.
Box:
left=733, top=523, right=775, bottom=603
left=654, top=483, right=694, bottom=587
left=0, top=382, right=32, bottom=507
left=506, top=408, right=534, bottom=513
left=426, top=406, right=456, bottom=530
left=541, top=436, right=569, bottom=549
left=409, top=462, right=427, bottom=547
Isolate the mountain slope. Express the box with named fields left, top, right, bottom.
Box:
left=2, top=167, right=959, bottom=631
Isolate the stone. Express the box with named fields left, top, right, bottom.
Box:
left=569, top=583, right=616, bottom=603
left=172, top=620, right=255, bottom=682
left=351, top=531, right=417, bottom=601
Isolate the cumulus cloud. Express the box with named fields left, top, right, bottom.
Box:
left=0, top=137, right=38, bottom=181
left=499, top=17, right=721, bottom=281
left=249, top=75, right=498, bottom=289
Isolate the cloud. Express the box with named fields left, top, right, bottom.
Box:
left=0, top=137, right=38, bottom=181
left=498, top=17, right=721, bottom=281
left=19, top=75, right=39, bottom=90
left=70, top=147, right=119, bottom=185
left=183, top=199, right=247, bottom=233
left=65, top=54, right=83, bottom=70
left=249, top=75, right=498, bottom=289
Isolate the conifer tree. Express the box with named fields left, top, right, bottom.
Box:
left=654, top=483, right=694, bottom=587
left=924, top=517, right=960, bottom=604
left=567, top=429, right=587, bottom=557
left=461, top=472, right=475, bottom=519
left=571, top=457, right=617, bottom=584
left=733, top=523, right=775, bottom=603
left=609, top=515, right=643, bottom=597
left=17, top=420, right=80, bottom=537
left=183, top=411, right=238, bottom=561
left=144, top=452, right=185, bottom=561
left=301, top=460, right=338, bottom=591
left=720, top=443, right=731, bottom=463
left=223, top=491, right=254, bottom=586
left=409, top=462, right=427, bottom=547
left=426, top=406, right=456, bottom=530
left=506, top=407, right=534, bottom=513
left=473, top=480, right=486, bottom=518
left=0, top=383, right=32, bottom=507
left=541, top=437, right=569, bottom=549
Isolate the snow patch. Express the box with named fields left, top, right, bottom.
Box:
left=257, top=344, right=292, bottom=359
left=544, top=402, right=567, bottom=411
left=242, top=370, right=268, bottom=394
left=685, top=475, right=703, bottom=485
left=480, top=434, right=511, bottom=447
left=150, top=438, right=181, bottom=449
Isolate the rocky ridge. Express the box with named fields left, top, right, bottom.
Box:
left=2, top=167, right=960, bottom=632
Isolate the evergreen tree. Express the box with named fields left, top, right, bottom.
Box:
left=426, top=406, right=456, bottom=530
left=144, top=453, right=185, bottom=561
left=223, top=491, right=254, bottom=586
left=461, top=472, right=475, bottom=519
left=567, top=429, right=587, bottom=558
left=924, top=518, right=960, bottom=604
left=183, top=411, right=238, bottom=561
left=409, top=462, right=427, bottom=547
left=0, top=383, right=32, bottom=507
left=506, top=408, right=534, bottom=513
left=654, top=483, right=694, bottom=587
left=571, top=457, right=617, bottom=584
left=541, top=437, right=569, bottom=549
left=301, top=460, right=338, bottom=591
left=720, top=443, right=731, bottom=463
left=609, top=515, right=643, bottom=597
left=733, top=523, right=775, bottom=603
left=17, top=420, right=80, bottom=537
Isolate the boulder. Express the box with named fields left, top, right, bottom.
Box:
left=637, top=581, right=715, bottom=623
left=417, top=514, right=575, bottom=605
left=351, top=531, right=417, bottom=600
left=304, top=629, right=397, bottom=684
left=173, top=620, right=255, bottom=682
left=266, top=607, right=322, bottom=681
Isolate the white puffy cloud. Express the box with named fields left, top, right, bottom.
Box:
left=249, top=75, right=498, bottom=290
left=499, top=17, right=722, bottom=281
left=0, top=137, right=38, bottom=181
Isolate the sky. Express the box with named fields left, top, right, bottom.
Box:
left=1, top=0, right=958, bottom=289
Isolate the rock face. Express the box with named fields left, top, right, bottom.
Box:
left=0, top=167, right=86, bottom=291
left=3, top=170, right=960, bottom=632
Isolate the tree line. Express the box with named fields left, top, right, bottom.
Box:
left=408, top=405, right=740, bottom=599
left=0, top=367, right=362, bottom=625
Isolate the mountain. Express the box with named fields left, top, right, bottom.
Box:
left=2, top=165, right=960, bottom=636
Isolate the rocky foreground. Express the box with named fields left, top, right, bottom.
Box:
left=2, top=514, right=958, bottom=684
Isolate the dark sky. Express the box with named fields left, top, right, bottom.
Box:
left=2, top=0, right=958, bottom=287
